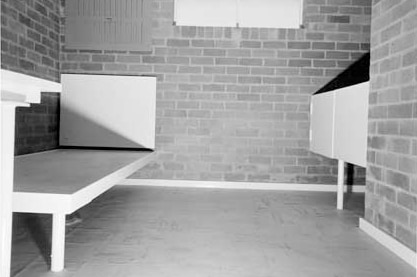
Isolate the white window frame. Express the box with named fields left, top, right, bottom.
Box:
left=174, top=0, right=304, bottom=29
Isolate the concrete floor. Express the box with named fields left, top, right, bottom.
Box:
left=11, top=186, right=416, bottom=277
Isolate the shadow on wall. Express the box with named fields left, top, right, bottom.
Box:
left=315, top=52, right=370, bottom=95
left=59, top=106, right=148, bottom=149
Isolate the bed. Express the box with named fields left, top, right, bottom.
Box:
left=13, top=148, right=155, bottom=272
left=10, top=73, right=157, bottom=272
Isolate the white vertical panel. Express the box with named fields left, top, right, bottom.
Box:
left=310, top=92, right=336, bottom=159
left=333, top=82, right=369, bottom=167
left=60, top=74, right=156, bottom=149
left=175, top=0, right=237, bottom=27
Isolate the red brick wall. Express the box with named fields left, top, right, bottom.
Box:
left=366, top=0, right=417, bottom=250
left=60, top=0, right=371, bottom=183
left=1, top=0, right=62, bottom=155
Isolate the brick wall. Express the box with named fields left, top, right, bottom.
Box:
left=1, top=0, right=62, bottom=155
left=366, top=0, right=417, bottom=251
left=1, top=0, right=61, bottom=81
left=15, top=92, right=60, bottom=155
left=60, top=0, right=371, bottom=184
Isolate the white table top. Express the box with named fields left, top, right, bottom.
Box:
left=14, top=149, right=153, bottom=195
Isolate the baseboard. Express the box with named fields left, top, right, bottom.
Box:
left=119, top=179, right=365, bottom=193
left=359, top=218, right=416, bottom=268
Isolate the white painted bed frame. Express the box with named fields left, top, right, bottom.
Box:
left=1, top=70, right=157, bottom=275
left=13, top=149, right=155, bottom=272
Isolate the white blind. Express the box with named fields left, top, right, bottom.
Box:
left=239, top=0, right=302, bottom=28
left=174, top=0, right=303, bottom=29
left=175, top=0, right=237, bottom=27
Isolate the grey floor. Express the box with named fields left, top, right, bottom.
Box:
left=11, top=186, right=416, bottom=277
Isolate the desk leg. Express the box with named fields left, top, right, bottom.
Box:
left=337, top=160, right=345, bottom=210
left=51, top=213, right=66, bottom=272
left=1, top=104, right=18, bottom=277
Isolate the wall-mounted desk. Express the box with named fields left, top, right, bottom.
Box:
left=310, top=53, right=370, bottom=210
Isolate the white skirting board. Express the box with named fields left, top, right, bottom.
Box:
left=119, top=179, right=366, bottom=193
left=359, top=218, right=417, bottom=268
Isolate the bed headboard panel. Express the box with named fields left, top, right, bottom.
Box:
left=60, top=74, right=156, bottom=149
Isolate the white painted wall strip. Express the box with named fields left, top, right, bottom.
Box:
left=359, top=218, right=417, bottom=268
left=119, top=179, right=366, bottom=193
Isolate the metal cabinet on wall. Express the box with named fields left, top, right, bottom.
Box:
left=65, top=0, right=152, bottom=51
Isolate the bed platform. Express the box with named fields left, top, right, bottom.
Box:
left=13, top=148, right=155, bottom=272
